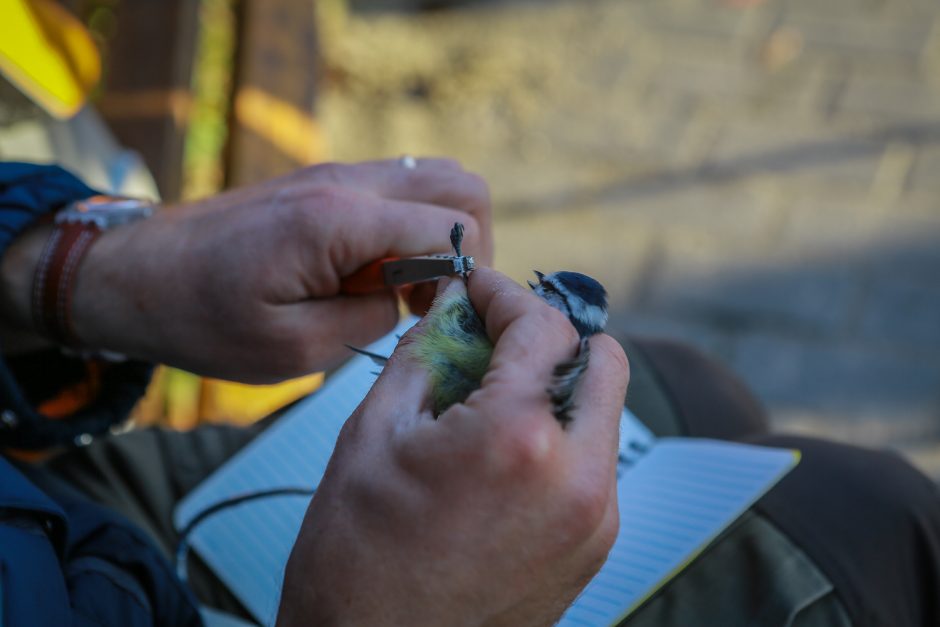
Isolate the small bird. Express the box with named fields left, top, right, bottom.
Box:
left=350, top=224, right=609, bottom=425
left=411, top=268, right=608, bottom=425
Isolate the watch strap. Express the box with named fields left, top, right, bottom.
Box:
left=31, top=221, right=102, bottom=346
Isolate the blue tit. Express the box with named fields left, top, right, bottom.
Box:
left=410, top=269, right=608, bottom=425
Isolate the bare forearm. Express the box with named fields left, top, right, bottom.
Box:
left=0, top=159, right=494, bottom=383
left=0, top=216, right=158, bottom=358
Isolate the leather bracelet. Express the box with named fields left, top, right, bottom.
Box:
left=31, top=221, right=102, bottom=346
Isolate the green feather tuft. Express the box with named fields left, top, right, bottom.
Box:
left=410, top=290, right=493, bottom=415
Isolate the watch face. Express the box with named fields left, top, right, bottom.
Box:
left=78, top=195, right=148, bottom=212
left=56, top=195, right=154, bottom=228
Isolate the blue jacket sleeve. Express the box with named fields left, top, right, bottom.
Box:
left=0, top=162, right=153, bottom=449
left=0, top=457, right=203, bottom=627
left=0, top=162, right=98, bottom=249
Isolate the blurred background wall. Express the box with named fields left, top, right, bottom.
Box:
left=66, top=0, right=940, bottom=477
left=319, top=0, right=940, bottom=476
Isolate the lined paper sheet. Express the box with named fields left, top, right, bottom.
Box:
left=558, top=440, right=798, bottom=626
left=176, top=320, right=797, bottom=626
left=174, top=317, right=420, bottom=625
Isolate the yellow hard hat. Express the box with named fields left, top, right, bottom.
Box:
left=0, top=0, right=101, bottom=119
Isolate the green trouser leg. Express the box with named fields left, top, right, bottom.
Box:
left=622, top=340, right=850, bottom=627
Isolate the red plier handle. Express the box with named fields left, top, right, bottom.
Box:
left=340, top=255, right=475, bottom=295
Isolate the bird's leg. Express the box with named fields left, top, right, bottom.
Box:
left=450, top=222, right=470, bottom=282
left=450, top=222, right=464, bottom=257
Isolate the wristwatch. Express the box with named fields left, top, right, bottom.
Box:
left=32, top=194, right=154, bottom=346
left=55, top=194, right=154, bottom=229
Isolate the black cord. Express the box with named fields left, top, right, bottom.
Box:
left=175, top=487, right=316, bottom=582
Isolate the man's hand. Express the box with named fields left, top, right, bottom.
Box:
left=277, top=268, right=629, bottom=626
left=0, top=158, right=491, bottom=382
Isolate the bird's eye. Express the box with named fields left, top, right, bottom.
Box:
left=539, top=281, right=558, bottom=294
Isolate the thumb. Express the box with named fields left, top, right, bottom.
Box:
left=364, top=278, right=466, bottom=429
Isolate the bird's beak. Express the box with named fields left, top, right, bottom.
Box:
left=528, top=270, right=546, bottom=290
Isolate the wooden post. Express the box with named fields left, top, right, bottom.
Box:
left=225, top=0, right=325, bottom=187
left=94, top=0, right=200, bottom=202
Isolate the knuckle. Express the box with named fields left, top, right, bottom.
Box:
left=490, top=416, right=556, bottom=477
left=394, top=322, right=425, bottom=351
left=299, top=186, right=360, bottom=238
left=462, top=171, right=491, bottom=203
left=579, top=512, right=619, bottom=580
left=272, top=185, right=345, bottom=228
left=306, top=162, right=346, bottom=185
left=598, top=336, right=630, bottom=380
left=562, top=483, right=610, bottom=539
left=453, top=172, right=492, bottom=220
left=334, top=411, right=364, bottom=449
left=426, top=157, right=463, bottom=171
left=596, top=507, right=620, bottom=554
left=467, top=172, right=490, bottom=202
left=307, top=184, right=352, bottom=210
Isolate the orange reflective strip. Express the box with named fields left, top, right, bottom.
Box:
left=38, top=361, right=103, bottom=418
left=98, top=88, right=193, bottom=127
left=234, top=86, right=328, bottom=163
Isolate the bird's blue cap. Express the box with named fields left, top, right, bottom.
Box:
left=530, top=270, right=609, bottom=338
left=552, top=271, right=607, bottom=308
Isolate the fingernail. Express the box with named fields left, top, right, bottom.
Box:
left=435, top=276, right=464, bottom=297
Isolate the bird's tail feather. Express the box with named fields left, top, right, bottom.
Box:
left=344, top=344, right=390, bottom=368
left=547, top=337, right=590, bottom=426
